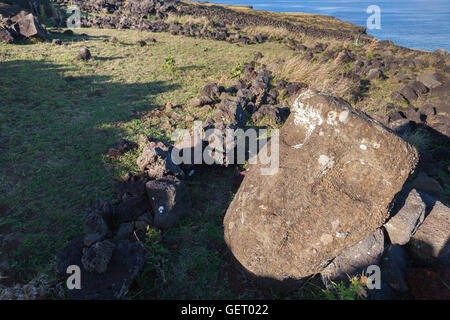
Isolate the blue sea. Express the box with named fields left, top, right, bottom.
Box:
left=204, top=0, right=450, bottom=51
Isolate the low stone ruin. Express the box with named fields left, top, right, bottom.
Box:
left=0, top=2, right=48, bottom=43
left=55, top=137, right=193, bottom=299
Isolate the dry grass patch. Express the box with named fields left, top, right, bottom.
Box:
left=165, top=12, right=210, bottom=26
left=243, top=25, right=292, bottom=40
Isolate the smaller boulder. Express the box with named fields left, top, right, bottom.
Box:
left=251, top=104, right=281, bottom=123
left=200, top=83, right=224, bottom=100
left=381, top=245, right=410, bottom=292
left=417, top=72, right=442, bottom=89
left=400, top=85, right=418, bottom=102
left=283, top=82, right=307, bottom=96
left=0, top=26, right=16, bottom=43
left=17, top=13, right=47, bottom=39
left=189, top=96, right=215, bottom=108
left=136, top=139, right=185, bottom=179
left=321, top=229, right=385, bottom=284
left=384, top=189, right=426, bottom=245
left=75, top=47, right=92, bottom=61
left=1, top=232, right=25, bottom=252
left=83, top=209, right=111, bottom=247
left=412, top=171, right=443, bottom=197
left=214, top=98, right=247, bottom=127
left=146, top=176, right=192, bottom=229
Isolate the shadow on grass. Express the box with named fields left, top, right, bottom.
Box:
left=48, top=31, right=111, bottom=43
left=0, top=58, right=179, bottom=284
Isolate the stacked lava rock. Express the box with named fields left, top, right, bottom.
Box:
left=56, top=138, right=192, bottom=299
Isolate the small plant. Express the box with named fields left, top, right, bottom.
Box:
left=230, top=62, right=244, bottom=79
left=163, top=55, right=177, bottom=73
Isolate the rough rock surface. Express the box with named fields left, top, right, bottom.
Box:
left=408, top=201, right=450, bottom=267
left=321, top=228, right=385, bottom=283
left=56, top=238, right=144, bottom=300
left=137, top=139, right=185, bottom=179
left=145, top=175, right=192, bottom=229
left=224, top=90, right=419, bottom=280
left=384, top=189, right=426, bottom=245
left=381, top=245, right=410, bottom=292
left=411, top=171, right=443, bottom=197
left=406, top=267, right=450, bottom=300
left=0, top=26, right=15, bottom=43
left=17, top=13, right=47, bottom=39
left=214, top=97, right=247, bottom=127
left=83, top=207, right=111, bottom=246
left=75, top=47, right=92, bottom=61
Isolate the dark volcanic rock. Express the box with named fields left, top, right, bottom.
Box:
left=200, top=82, right=224, bottom=100
left=56, top=238, right=144, bottom=300
left=145, top=175, right=192, bottom=229
left=411, top=171, right=443, bottom=197
left=382, top=245, right=410, bottom=293
left=83, top=206, right=111, bottom=247
left=75, top=47, right=92, bottom=61
left=114, top=196, right=149, bottom=223
left=81, top=239, right=116, bottom=274
left=417, top=72, right=442, bottom=89
left=384, top=189, right=426, bottom=245
left=189, top=96, right=215, bottom=108
left=136, top=139, right=185, bottom=179
left=107, top=139, right=137, bottom=157
left=17, top=13, right=47, bottom=39
left=408, top=201, right=450, bottom=267
left=214, top=97, right=248, bottom=127
left=224, top=90, right=418, bottom=281
left=0, top=26, right=16, bottom=43
left=367, top=68, right=383, bottom=80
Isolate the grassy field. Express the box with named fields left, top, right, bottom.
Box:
left=1, top=27, right=346, bottom=299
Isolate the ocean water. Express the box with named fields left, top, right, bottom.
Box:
left=206, top=0, right=450, bottom=51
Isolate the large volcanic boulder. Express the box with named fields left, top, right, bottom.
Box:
left=16, top=13, right=47, bottom=39
left=224, top=90, right=419, bottom=281
left=407, top=201, right=450, bottom=267
left=56, top=238, right=144, bottom=300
